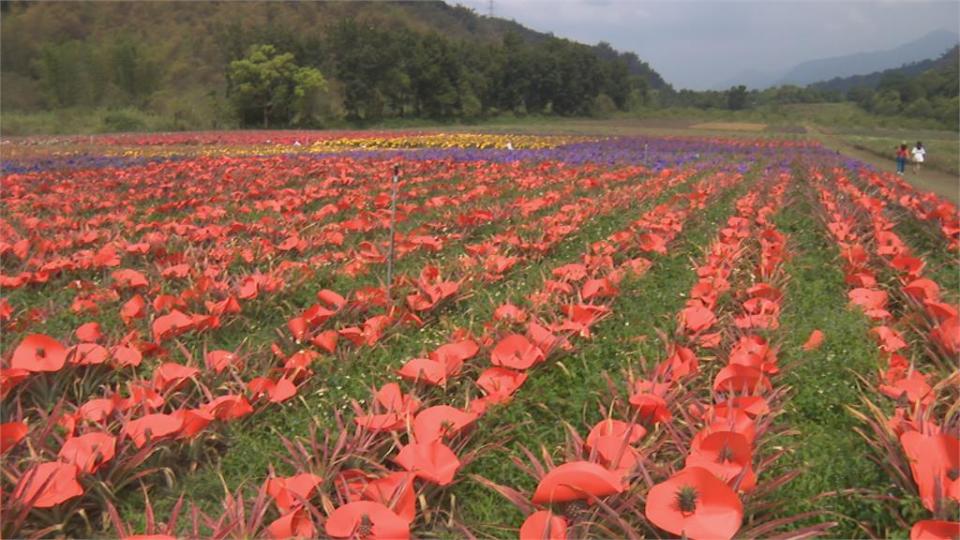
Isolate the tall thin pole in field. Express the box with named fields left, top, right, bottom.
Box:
left=386, top=163, right=400, bottom=300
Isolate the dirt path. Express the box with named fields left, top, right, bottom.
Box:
left=806, top=124, right=959, bottom=203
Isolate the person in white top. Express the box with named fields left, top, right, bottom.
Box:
left=911, top=141, right=925, bottom=174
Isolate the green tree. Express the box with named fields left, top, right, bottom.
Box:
left=327, top=20, right=405, bottom=120
left=291, top=65, right=328, bottom=126
left=227, top=44, right=324, bottom=127
left=871, top=90, right=902, bottom=116
left=903, top=96, right=934, bottom=118
left=600, top=59, right=631, bottom=109
left=930, top=96, right=959, bottom=129
left=111, top=37, right=162, bottom=106
left=847, top=86, right=874, bottom=108
left=410, top=33, right=461, bottom=117
left=34, top=40, right=98, bottom=107
left=727, top=85, right=748, bottom=110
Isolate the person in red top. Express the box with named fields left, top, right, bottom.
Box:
left=895, top=143, right=908, bottom=175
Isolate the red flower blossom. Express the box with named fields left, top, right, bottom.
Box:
left=680, top=304, right=716, bottom=334
left=590, top=436, right=642, bottom=473
left=10, top=334, right=67, bottom=372
left=393, top=441, right=461, bottom=486
left=1, top=421, right=28, bottom=453
left=531, top=461, right=624, bottom=504
left=13, top=461, right=84, bottom=508
left=340, top=471, right=417, bottom=523
left=112, top=269, right=151, bottom=290
left=397, top=356, right=454, bottom=386
left=645, top=466, right=743, bottom=540
left=629, top=384, right=672, bottom=425
left=355, top=383, right=421, bottom=432
left=712, top=365, right=771, bottom=394
left=1, top=368, right=30, bottom=398
left=68, top=343, right=110, bottom=366
left=205, top=350, right=240, bottom=373
left=520, top=510, right=568, bottom=540
left=324, top=501, right=410, bottom=540
left=412, top=405, right=478, bottom=443
left=586, top=419, right=646, bottom=450
left=77, top=397, right=118, bottom=423
left=266, top=473, right=323, bottom=513
left=903, top=278, right=941, bottom=303
left=900, top=431, right=960, bottom=512
left=477, top=367, right=528, bottom=401
left=202, top=394, right=254, bottom=421
left=910, top=520, right=960, bottom=540
left=122, top=413, right=183, bottom=447
left=924, top=301, right=957, bottom=322
left=654, top=344, right=699, bottom=380
left=311, top=330, right=339, bottom=353
left=398, top=340, right=478, bottom=386
left=802, top=329, right=824, bottom=351
left=152, top=362, right=199, bottom=393
left=871, top=326, right=908, bottom=354
left=112, top=345, right=143, bottom=367
left=712, top=396, right=770, bottom=419
left=552, top=263, right=588, bottom=282
left=581, top=278, right=618, bottom=300
left=494, top=303, right=528, bottom=323
left=879, top=370, right=933, bottom=406
left=931, top=317, right=960, bottom=356
left=848, top=288, right=891, bottom=320
left=267, top=507, right=315, bottom=539
left=287, top=316, right=309, bottom=342
left=702, top=408, right=758, bottom=446
left=171, top=408, right=214, bottom=439
left=686, top=430, right=756, bottom=492
left=58, top=431, right=117, bottom=473
left=151, top=309, right=194, bottom=342
left=491, top=334, right=545, bottom=370
left=75, top=322, right=103, bottom=342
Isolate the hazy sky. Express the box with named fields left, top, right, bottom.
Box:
left=455, top=0, right=959, bottom=90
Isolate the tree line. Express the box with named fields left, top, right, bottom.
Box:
left=228, top=22, right=648, bottom=126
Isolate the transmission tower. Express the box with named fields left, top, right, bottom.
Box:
left=488, top=0, right=494, bottom=17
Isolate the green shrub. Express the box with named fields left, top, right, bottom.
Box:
left=590, top=93, right=618, bottom=118
left=100, top=109, right=148, bottom=132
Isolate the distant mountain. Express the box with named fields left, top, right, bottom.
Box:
left=710, top=29, right=959, bottom=91
left=809, top=46, right=959, bottom=94
left=778, top=29, right=959, bottom=86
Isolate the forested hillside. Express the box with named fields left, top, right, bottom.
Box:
left=0, top=1, right=667, bottom=130
left=828, top=47, right=959, bottom=126
left=810, top=46, right=958, bottom=95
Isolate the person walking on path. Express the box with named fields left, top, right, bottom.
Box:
left=911, top=141, right=926, bottom=174
left=896, top=143, right=909, bottom=175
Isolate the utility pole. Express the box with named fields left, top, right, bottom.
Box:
left=386, top=164, right=400, bottom=300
